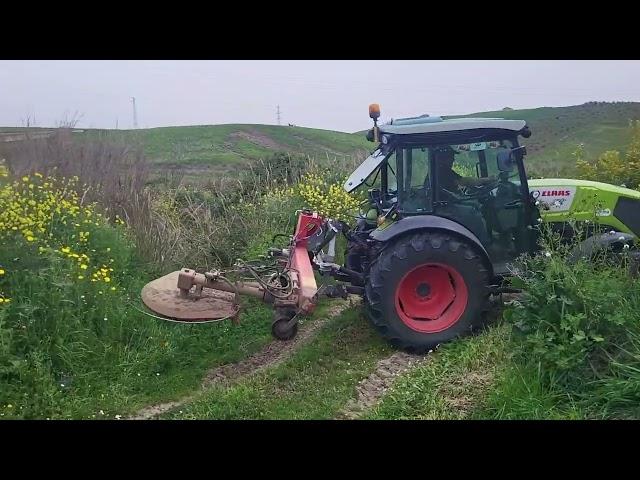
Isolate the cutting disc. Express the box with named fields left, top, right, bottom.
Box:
left=141, top=271, right=239, bottom=322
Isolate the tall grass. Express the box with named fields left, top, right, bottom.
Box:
left=2, top=130, right=360, bottom=272
left=500, top=225, right=640, bottom=418
left=0, top=130, right=361, bottom=419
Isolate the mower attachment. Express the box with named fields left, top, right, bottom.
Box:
left=141, top=270, right=240, bottom=323
left=140, top=210, right=327, bottom=338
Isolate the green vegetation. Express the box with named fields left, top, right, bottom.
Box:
left=497, top=233, right=640, bottom=419
left=364, top=324, right=511, bottom=419
left=81, top=124, right=371, bottom=184
left=0, top=173, right=275, bottom=419
left=575, top=119, right=640, bottom=189
left=166, top=308, right=392, bottom=420
left=454, top=102, right=640, bottom=177
left=1, top=101, right=640, bottom=420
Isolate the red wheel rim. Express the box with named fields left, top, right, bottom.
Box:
left=394, top=263, right=468, bottom=333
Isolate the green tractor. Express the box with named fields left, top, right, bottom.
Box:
left=337, top=104, right=640, bottom=352
left=142, top=104, right=640, bottom=353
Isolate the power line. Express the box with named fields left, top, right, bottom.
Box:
left=276, top=105, right=281, bottom=125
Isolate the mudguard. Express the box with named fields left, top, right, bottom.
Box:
left=370, top=215, right=492, bottom=267
left=567, top=231, right=637, bottom=263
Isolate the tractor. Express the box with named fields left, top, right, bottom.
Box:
left=141, top=104, right=640, bottom=353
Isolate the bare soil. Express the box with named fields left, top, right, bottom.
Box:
left=336, top=350, right=430, bottom=420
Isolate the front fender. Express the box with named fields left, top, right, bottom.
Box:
left=567, top=231, right=637, bottom=263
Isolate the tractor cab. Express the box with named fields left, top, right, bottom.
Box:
left=346, top=106, right=539, bottom=274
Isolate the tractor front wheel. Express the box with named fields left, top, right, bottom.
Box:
left=365, top=231, right=491, bottom=353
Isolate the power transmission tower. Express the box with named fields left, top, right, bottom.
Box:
left=131, top=97, right=138, bottom=129
left=276, top=105, right=281, bottom=125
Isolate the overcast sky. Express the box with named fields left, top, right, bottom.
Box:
left=2, top=60, right=640, bottom=132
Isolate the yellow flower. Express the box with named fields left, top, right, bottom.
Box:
left=26, top=236, right=35, bottom=242
left=80, top=264, right=88, bottom=270
left=0, top=269, right=4, bottom=275
left=78, top=275, right=84, bottom=280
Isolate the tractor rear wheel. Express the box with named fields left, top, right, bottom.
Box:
left=364, top=231, right=491, bottom=353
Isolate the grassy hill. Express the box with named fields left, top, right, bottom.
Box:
left=3, top=101, right=640, bottom=181
left=87, top=124, right=372, bottom=183
left=447, top=102, right=640, bottom=176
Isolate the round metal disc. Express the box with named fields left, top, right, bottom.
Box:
left=141, top=271, right=239, bottom=322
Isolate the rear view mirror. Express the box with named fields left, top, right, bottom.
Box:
left=497, top=150, right=515, bottom=172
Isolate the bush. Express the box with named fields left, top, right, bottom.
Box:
left=575, top=120, right=640, bottom=189
left=296, top=169, right=365, bottom=223
left=504, top=228, right=640, bottom=417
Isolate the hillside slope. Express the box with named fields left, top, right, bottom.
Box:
left=3, top=102, right=640, bottom=181
left=98, top=124, right=372, bottom=181
left=447, top=102, right=640, bottom=176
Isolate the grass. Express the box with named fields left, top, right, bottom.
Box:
left=3, top=102, right=640, bottom=420
left=0, top=173, right=278, bottom=419
left=471, top=363, right=586, bottom=420
left=363, top=323, right=511, bottom=420
left=164, top=308, right=394, bottom=420
left=76, top=124, right=371, bottom=185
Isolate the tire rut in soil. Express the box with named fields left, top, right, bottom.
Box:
left=129, top=298, right=358, bottom=420
left=336, top=294, right=519, bottom=420
left=336, top=349, right=431, bottom=420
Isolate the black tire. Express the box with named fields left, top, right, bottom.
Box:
left=272, top=320, right=298, bottom=340
left=364, top=231, right=491, bottom=353
left=271, top=309, right=298, bottom=341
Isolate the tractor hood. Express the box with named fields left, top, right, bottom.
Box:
left=528, top=178, right=640, bottom=237
left=528, top=178, right=640, bottom=199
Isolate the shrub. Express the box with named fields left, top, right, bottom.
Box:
left=504, top=227, right=640, bottom=416
left=575, top=120, right=640, bottom=189
left=296, top=169, right=365, bottom=223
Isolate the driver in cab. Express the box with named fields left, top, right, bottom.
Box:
left=435, top=147, right=497, bottom=193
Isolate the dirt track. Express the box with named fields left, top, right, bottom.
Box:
left=129, top=298, right=357, bottom=420
left=336, top=350, right=430, bottom=419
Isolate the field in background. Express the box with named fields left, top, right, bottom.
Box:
left=5, top=102, right=640, bottom=184
left=454, top=102, right=640, bottom=176
left=82, top=124, right=371, bottom=185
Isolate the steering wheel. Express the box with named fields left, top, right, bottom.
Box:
left=440, top=187, right=477, bottom=204
left=460, top=179, right=500, bottom=198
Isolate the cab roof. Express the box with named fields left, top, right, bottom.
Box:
left=379, top=117, right=527, bottom=135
